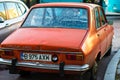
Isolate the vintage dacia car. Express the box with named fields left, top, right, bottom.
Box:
left=0, top=3, right=114, bottom=79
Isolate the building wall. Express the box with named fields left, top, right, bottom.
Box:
left=21, top=0, right=120, bottom=13
left=107, top=0, right=120, bottom=13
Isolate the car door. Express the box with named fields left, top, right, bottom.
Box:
left=94, top=7, right=107, bottom=56
left=99, top=7, right=113, bottom=49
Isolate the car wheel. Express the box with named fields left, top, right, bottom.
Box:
left=90, top=61, right=98, bottom=80
left=78, top=70, right=91, bottom=80
left=105, top=45, right=112, bottom=56
left=19, top=70, right=30, bottom=77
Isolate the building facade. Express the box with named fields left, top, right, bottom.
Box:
left=21, top=0, right=120, bottom=13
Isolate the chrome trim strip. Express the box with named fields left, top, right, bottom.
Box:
left=0, top=48, right=82, bottom=54
left=0, top=58, right=89, bottom=71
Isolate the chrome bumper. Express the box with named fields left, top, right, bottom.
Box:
left=0, top=58, right=89, bottom=71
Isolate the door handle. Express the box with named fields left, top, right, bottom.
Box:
left=5, top=23, right=10, bottom=27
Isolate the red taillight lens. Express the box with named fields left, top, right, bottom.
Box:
left=0, top=50, right=4, bottom=57
left=66, top=54, right=76, bottom=60
left=4, top=50, right=14, bottom=56
left=66, top=54, right=83, bottom=61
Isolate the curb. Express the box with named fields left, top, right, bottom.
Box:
left=104, top=49, right=120, bottom=80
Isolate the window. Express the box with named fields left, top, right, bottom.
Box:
left=18, top=3, right=27, bottom=15
left=95, top=8, right=100, bottom=28
left=16, top=3, right=22, bottom=16
left=6, top=2, right=19, bottom=19
left=99, top=8, right=106, bottom=25
left=0, top=3, right=7, bottom=20
left=22, top=7, right=88, bottom=29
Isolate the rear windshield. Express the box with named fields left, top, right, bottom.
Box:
left=22, top=7, right=88, bottom=29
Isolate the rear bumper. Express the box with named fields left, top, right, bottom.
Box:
left=0, top=58, right=89, bottom=72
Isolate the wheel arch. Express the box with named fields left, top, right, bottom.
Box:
left=95, top=52, right=101, bottom=63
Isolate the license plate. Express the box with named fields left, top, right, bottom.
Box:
left=21, top=53, right=52, bottom=61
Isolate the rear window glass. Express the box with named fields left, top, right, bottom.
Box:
left=22, top=7, right=88, bottom=29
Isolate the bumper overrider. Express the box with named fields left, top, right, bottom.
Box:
left=0, top=58, right=89, bottom=74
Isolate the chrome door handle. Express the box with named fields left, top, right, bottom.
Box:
left=5, top=23, right=9, bottom=27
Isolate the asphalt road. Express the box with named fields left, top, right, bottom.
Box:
left=0, top=18, right=120, bottom=80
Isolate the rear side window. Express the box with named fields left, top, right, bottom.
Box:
left=99, top=8, right=106, bottom=26
left=94, top=8, right=100, bottom=28
left=0, top=3, right=7, bottom=20
left=6, top=2, right=19, bottom=19
left=18, top=3, right=27, bottom=15
left=16, top=3, right=22, bottom=16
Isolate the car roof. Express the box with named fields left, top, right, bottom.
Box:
left=32, top=3, right=100, bottom=9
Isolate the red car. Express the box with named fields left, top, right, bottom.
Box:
left=0, top=3, right=114, bottom=79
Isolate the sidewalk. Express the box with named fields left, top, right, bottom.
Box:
left=104, top=49, right=120, bottom=80
left=103, top=17, right=120, bottom=80
left=116, top=58, right=120, bottom=80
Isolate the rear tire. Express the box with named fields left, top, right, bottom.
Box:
left=90, top=61, right=98, bottom=80
left=79, top=72, right=91, bottom=80
left=78, top=61, right=98, bottom=80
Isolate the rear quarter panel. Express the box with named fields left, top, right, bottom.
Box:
left=80, top=8, right=100, bottom=68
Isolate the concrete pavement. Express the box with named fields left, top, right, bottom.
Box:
left=104, top=49, right=120, bottom=80
left=104, top=18, right=120, bottom=80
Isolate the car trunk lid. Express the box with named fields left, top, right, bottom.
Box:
left=1, top=28, right=87, bottom=51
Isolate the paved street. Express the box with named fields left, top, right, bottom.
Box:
left=97, top=18, right=120, bottom=80
left=0, top=18, right=120, bottom=80
left=112, top=19, right=120, bottom=52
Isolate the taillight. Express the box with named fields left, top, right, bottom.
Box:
left=4, top=50, right=14, bottom=56
left=66, top=54, right=83, bottom=61
left=0, top=50, right=4, bottom=58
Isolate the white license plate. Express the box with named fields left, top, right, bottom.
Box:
left=21, top=53, right=52, bottom=61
